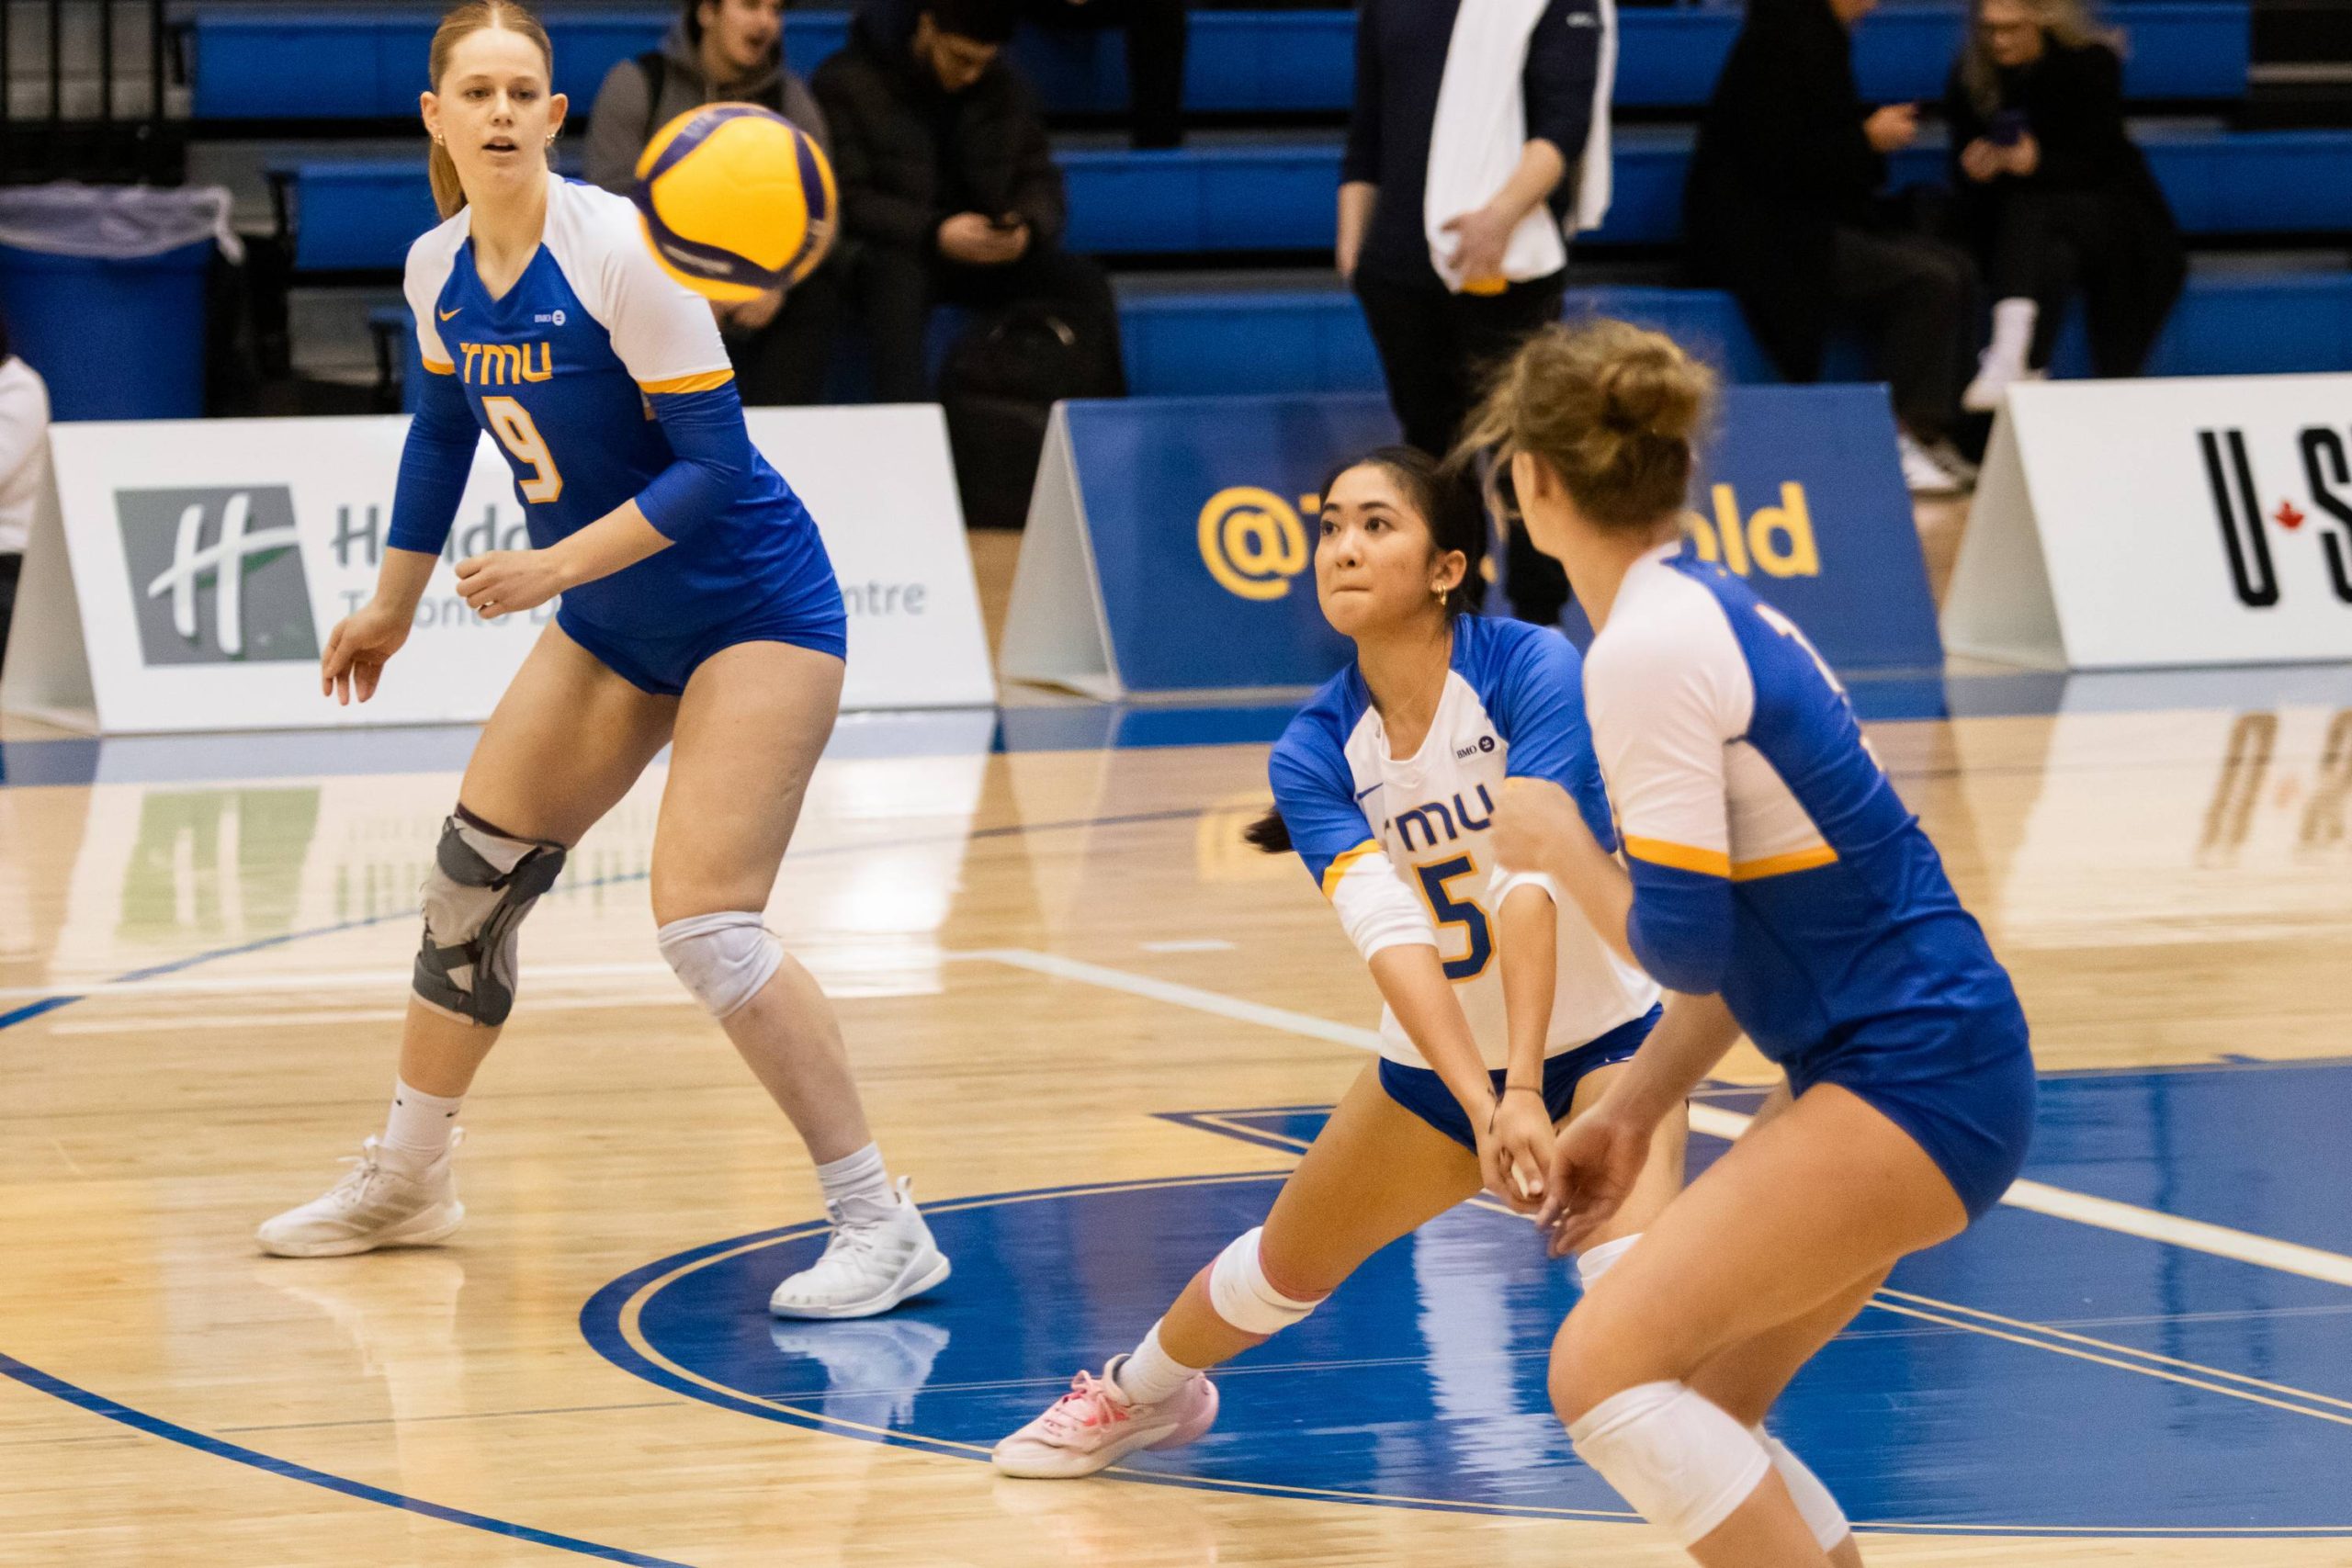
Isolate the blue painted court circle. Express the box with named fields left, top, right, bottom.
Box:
left=582, top=1078, right=2352, bottom=1538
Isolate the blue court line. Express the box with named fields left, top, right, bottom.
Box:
left=0, top=805, right=1209, bottom=1565
left=0, top=1352, right=696, bottom=1566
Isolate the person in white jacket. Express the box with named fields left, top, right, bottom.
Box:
left=0, top=320, right=51, bottom=678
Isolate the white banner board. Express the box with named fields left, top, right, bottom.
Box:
left=1947, top=376, right=2352, bottom=670
left=2, top=405, right=991, bottom=732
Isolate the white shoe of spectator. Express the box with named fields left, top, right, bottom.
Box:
left=1923, top=437, right=1979, bottom=491
left=1898, top=432, right=1965, bottom=496
left=1962, top=298, right=2046, bottom=413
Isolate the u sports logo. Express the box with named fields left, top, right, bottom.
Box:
left=2199, top=425, right=2352, bottom=610
left=117, top=486, right=321, bottom=665
left=1198, top=486, right=1311, bottom=600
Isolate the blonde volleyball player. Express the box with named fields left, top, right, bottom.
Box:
left=1467, top=321, right=2036, bottom=1565
left=992, top=447, right=1687, bottom=1478
left=255, top=0, right=951, bottom=1321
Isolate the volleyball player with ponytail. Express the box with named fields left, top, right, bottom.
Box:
left=1469, top=320, right=2036, bottom=1564
left=255, top=1, right=951, bottom=1323
left=992, top=446, right=1686, bottom=1478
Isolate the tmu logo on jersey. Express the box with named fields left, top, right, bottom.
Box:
left=2199, top=425, right=2352, bottom=610
left=116, top=486, right=320, bottom=664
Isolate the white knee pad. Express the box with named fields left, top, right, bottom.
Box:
left=1206, top=1227, right=1323, bottom=1337
left=1576, top=1233, right=1639, bottom=1289
left=658, top=911, right=784, bottom=1020
left=1567, top=1382, right=1771, bottom=1547
left=1756, top=1428, right=1852, bottom=1552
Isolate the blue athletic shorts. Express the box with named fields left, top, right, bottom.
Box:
left=557, top=588, right=847, bottom=698
left=1377, top=1006, right=1661, bottom=1152
left=1787, top=997, right=2037, bottom=1223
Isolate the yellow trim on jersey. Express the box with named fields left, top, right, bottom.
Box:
left=1320, top=840, right=1382, bottom=898
left=1731, top=843, right=1839, bottom=881
left=1623, top=836, right=1733, bottom=879
left=638, top=368, right=735, bottom=395
left=422, top=356, right=456, bottom=376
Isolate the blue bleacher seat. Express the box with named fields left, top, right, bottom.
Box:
left=278, top=127, right=2352, bottom=271
left=374, top=269, right=2352, bottom=412
left=189, top=4, right=2246, bottom=121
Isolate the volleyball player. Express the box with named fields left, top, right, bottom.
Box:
left=255, top=1, right=950, bottom=1322
left=1464, top=320, right=2036, bottom=1564
left=992, top=447, right=1687, bottom=1478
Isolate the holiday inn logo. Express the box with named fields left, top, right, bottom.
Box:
left=117, top=486, right=321, bottom=665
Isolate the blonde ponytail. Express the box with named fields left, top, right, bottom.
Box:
left=424, top=0, right=554, bottom=220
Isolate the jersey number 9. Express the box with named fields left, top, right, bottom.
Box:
left=481, top=397, right=565, bottom=504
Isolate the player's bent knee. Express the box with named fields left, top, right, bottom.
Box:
left=658, top=910, right=784, bottom=1020
left=1207, top=1226, right=1326, bottom=1337
left=413, top=807, right=568, bottom=1027
left=1567, top=1381, right=1771, bottom=1547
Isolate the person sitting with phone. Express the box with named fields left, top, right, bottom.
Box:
left=1947, top=0, right=2184, bottom=410
left=811, top=0, right=1124, bottom=406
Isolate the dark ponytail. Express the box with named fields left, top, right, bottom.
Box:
left=1243, top=806, right=1292, bottom=855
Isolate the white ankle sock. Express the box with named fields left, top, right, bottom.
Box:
left=1985, top=297, right=2038, bottom=372
left=1113, top=1322, right=1202, bottom=1405
left=381, top=1078, right=461, bottom=1164
left=816, top=1142, right=896, bottom=1224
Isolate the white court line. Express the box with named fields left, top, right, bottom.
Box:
left=0, top=962, right=677, bottom=1001
left=950, top=946, right=2352, bottom=1292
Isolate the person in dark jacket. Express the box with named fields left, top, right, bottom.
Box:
left=1342, top=0, right=1609, bottom=626
left=1684, top=0, right=1980, bottom=493
left=1023, top=0, right=1187, bottom=150
left=1948, top=0, right=2185, bottom=410
left=585, top=0, right=843, bottom=405
left=812, top=0, right=1124, bottom=403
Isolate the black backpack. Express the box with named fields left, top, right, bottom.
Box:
left=937, top=302, right=1113, bottom=530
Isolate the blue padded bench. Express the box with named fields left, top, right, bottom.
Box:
left=373, top=270, right=2352, bottom=411
left=191, top=4, right=2245, bottom=121
left=279, top=127, right=2352, bottom=271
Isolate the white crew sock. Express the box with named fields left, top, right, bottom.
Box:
left=1112, top=1321, right=1204, bottom=1405
left=1984, top=297, right=2038, bottom=373
left=815, top=1142, right=896, bottom=1225
left=380, top=1078, right=462, bottom=1164
left=1577, top=1233, right=1639, bottom=1288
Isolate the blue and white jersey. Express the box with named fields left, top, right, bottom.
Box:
left=1588, top=543, right=2021, bottom=1063
left=1270, top=615, right=1658, bottom=1069
left=390, top=175, right=831, bottom=642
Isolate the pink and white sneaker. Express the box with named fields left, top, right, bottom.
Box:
left=990, top=1354, right=1220, bottom=1479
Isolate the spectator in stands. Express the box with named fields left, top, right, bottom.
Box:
left=0, top=319, right=48, bottom=677
left=586, top=0, right=842, bottom=404
left=1948, top=0, right=2184, bottom=410
left=812, top=0, right=1124, bottom=404
left=1685, top=0, right=1981, bottom=494
left=1022, top=0, right=1187, bottom=150
left=1341, top=0, right=1614, bottom=627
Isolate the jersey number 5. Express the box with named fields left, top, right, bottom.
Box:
left=481, top=397, right=564, bottom=504
left=1415, top=856, right=1494, bottom=981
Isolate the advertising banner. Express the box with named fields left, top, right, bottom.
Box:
left=1003, top=387, right=1938, bottom=699
left=1950, top=376, right=2352, bottom=670
left=2, top=406, right=991, bottom=733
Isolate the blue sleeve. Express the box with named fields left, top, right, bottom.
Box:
left=638, top=385, right=757, bottom=541
left=386, top=367, right=481, bottom=557
left=1493, top=625, right=1620, bottom=852
left=1626, top=859, right=1734, bottom=995
left=1524, top=0, right=1600, bottom=167
left=1270, top=720, right=1378, bottom=892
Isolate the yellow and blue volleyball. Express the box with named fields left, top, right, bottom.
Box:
left=631, top=104, right=835, bottom=303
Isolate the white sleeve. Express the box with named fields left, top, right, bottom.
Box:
left=1583, top=576, right=1752, bottom=878
left=402, top=218, right=468, bottom=374
left=561, top=186, right=734, bottom=392
left=1329, top=850, right=1441, bottom=961
left=0, top=363, right=50, bottom=485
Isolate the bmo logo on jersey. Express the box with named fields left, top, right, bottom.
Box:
left=2199, top=426, right=2352, bottom=610
left=116, top=486, right=322, bottom=665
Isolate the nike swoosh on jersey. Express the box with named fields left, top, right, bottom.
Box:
left=438, top=307, right=463, bottom=321
left=1355, top=782, right=1383, bottom=800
